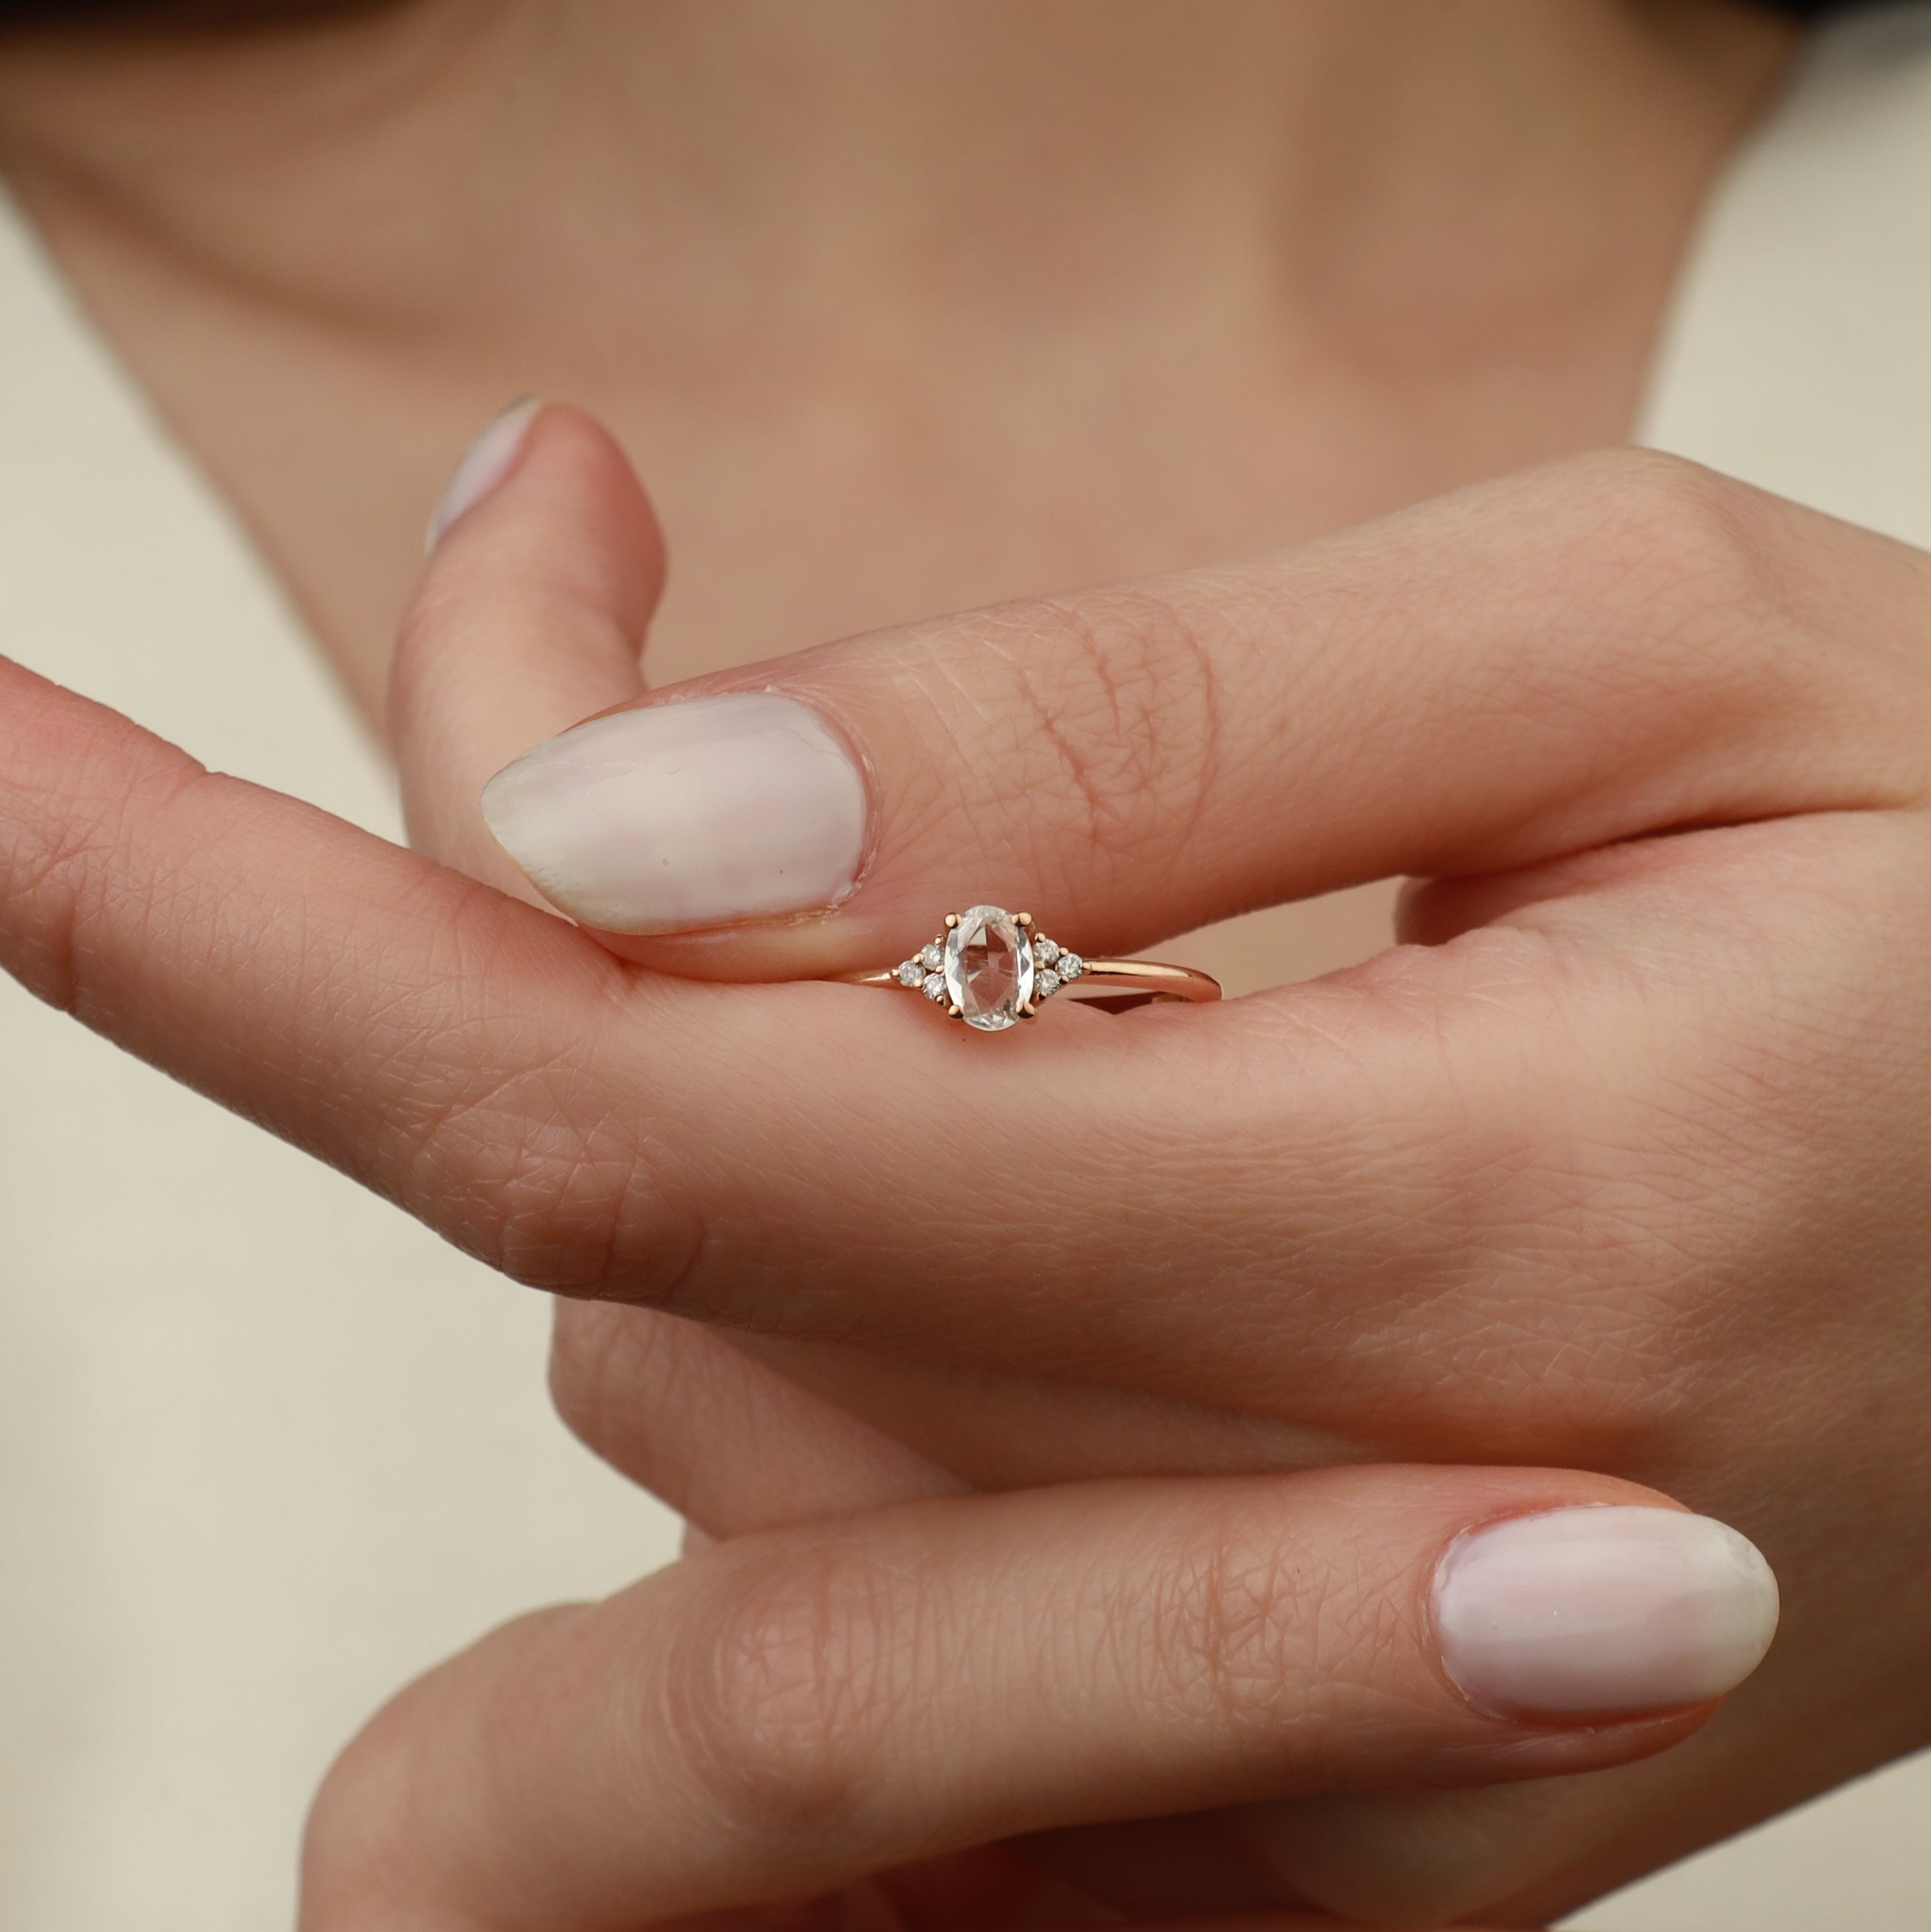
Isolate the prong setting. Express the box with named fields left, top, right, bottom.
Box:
left=892, top=905, right=1078, bottom=1033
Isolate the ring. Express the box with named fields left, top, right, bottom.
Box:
left=838, top=903, right=1222, bottom=1033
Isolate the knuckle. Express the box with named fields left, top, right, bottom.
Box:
left=545, top=1300, right=706, bottom=1505
left=387, top=975, right=708, bottom=1303
left=664, top=1541, right=912, bottom=1855
left=1542, top=450, right=1879, bottom=738
left=298, top=1681, right=438, bottom=1926
left=0, top=724, right=205, bottom=1015
left=1613, top=452, right=1767, bottom=593
left=546, top=1298, right=634, bottom=1456
left=1551, top=449, right=1931, bottom=765
left=1133, top=1516, right=1320, bottom=1740
left=972, top=586, right=1226, bottom=869
left=302, top=1609, right=574, bottom=1931
left=470, top=1127, right=706, bottom=1305
left=1560, top=449, right=1783, bottom=647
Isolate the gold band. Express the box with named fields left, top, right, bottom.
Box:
left=840, top=958, right=1220, bottom=1005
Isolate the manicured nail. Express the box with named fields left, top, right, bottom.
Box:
left=480, top=693, right=869, bottom=933
left=1434, top=1506, right=1778, bottom=1717
left=426, top=397, right=541, bottom=551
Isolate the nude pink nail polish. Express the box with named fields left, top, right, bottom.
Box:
left=1434, top=1506, right=1779, bottom=1717
left=426, top=397, right=541, bottom=551
left=479, top=693, right=869, bottom=933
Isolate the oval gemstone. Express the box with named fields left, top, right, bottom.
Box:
left=942, top=905, right=1035, bottom=1032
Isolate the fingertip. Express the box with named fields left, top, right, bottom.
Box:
left=425, top=394, right=541, bottom=552
left=394, top=402, right=667, bottom=890
left=1431, top=1504, right=1779, bottom=1722
left=413, top=400, right=667, bottom=642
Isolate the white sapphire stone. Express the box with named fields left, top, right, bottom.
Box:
left=942, top=904, right=1035, bottom=1032
left=896, top=958, right=924, bottom=988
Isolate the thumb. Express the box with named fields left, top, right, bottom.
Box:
left=391, top=400, right=662, bottom=895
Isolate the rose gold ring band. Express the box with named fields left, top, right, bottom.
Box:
left=840, top=960, right=1220, bottom=1002
left=835, top=903, right=1221, bottom=1035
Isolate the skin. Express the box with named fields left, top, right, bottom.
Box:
left=0, top=0, right=1846, bottom=1922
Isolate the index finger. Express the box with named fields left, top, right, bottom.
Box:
left=0, top=650, right=1284, bottom=1357
left=0, top=650, right=1517, bottom=1420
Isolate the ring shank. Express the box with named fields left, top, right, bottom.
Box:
left=839, top=959, right=1221, bottom=1005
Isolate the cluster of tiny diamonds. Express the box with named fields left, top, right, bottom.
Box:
left=1027, top=933, right=1085, bottom=1001
left=892, top=923, right=1086, bottom=1012
left=894, top=940, right=951, bottom=1003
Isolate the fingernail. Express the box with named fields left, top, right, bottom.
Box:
left=480, top=693, right=869, bottom=933
left=426, top=397, right=541, bottom=551
left=1434, top=1505, right=1778, bottom=1717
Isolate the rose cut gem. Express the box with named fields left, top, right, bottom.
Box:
left=942, top=904, right=1035, bottom=1032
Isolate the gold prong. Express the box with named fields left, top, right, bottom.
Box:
left=946, top=1004, right=962, bottom=1018
left=1021, top=1001, right=1038, bottom=1017
left=1015, top=912, right=1033, bottom=926
left=944, top=913, right=960, bottom=929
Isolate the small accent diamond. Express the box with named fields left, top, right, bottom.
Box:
left=1036, top=969, right=1062, bottom=998
left=922, top=972, right=948, bottom=1001
left=1033, top=938, right=1060, bottom=967
left=920, top=942, right=944, bottom=971
left=896, top=959, right=924, bottom=988
left=1057, top=951, right=1084, bottom=981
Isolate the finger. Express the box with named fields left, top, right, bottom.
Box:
left=394, top=404, right=660, bottom=898
left=0, top=648, right=690, bottom=1257
left=552, top=1300, right=1371, bottom=1530
left=300, top=1466, right=1776, bottom=1928
left=0, top=648, right=1316, bottom=1413
left=462, top=444, right=1931, bottom=977
left=550, top=1303, right=967, bottom=1534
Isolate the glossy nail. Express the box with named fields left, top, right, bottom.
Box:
left=426, top=397, right=541, bottom=550
left=1434, top=1505, right=1778, bottom=1717
left=480, top=693, right=869, bottom=933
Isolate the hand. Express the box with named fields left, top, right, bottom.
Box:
left=298, top=1461, right=1752, bottom=1929
left=0, top=434, right=1773, bottom=1929
left=0, top=416, right=1891, bottom=1921
left=388, top=412, right=1931, bottom=1921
